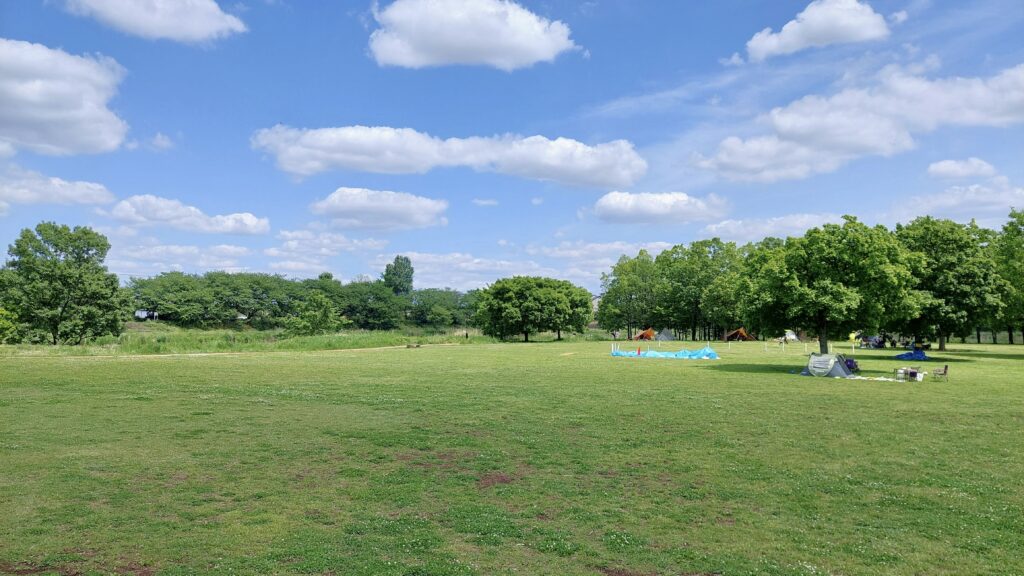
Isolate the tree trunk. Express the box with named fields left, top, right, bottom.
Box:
left=818, top=321, right=829, bottom=355
left=976, top=327, right=982, bottom=344
left=556, top=329, right=562, bottom=341
left=1008, top=327, right=1015, bottom=345
left=523, top=331, right=529, bottom=342
left=938, top=331, right=946, bottom=351
left=992, top=330, right=997, bottom=344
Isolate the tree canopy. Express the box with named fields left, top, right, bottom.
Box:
left=382, top=255, right=414, bottom=295
left=743, top=216, right=919, bottom=354
left=2, top=222, right=129, bottom=344
left=476, top=276, right=591, bottom=342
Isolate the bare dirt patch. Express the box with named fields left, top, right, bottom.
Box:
left=598, top=568, right=654, bottom=576
left=118, top=561, right=156, bottom=576
left=477, top=472, right=515, bottom=488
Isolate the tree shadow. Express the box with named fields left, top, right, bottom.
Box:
left=934, top=349, right=1024, bottom=361
left=702, top=363, right=797, bottom=375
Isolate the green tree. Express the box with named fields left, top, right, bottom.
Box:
left=597, top=250, right=660, bottom=339
left=743, top=216, right=919, bottom=354
left=284, top=292, right=350, bottom=336
left=336, top=280, right=403, bottom=330
left=656, top=239, right=742, bottom=340
left=4, top=222, right=129, bottom=344
left=476, top=276, right=589, bottom=342
left=995, top=210, right=1024, bottom=343
left=895, top=217, right=1004, bottom=350
left=410, top=288, right=463, bottom=330
left=382, top=255, right=414, bottom=295
left=0, top=307, right=18, bottom=344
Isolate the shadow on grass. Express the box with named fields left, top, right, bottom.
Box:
left=936, top=349, right=1024, bottom=361
left=702, top=363, right=797, bottom=374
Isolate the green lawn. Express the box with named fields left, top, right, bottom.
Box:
left=1, top=341, right=1022, bottom=575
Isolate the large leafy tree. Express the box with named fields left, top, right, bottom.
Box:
left=476, top=276, right=591, bottom=342
left=4, top=222, right=129, bottom=344
left=336, top=280, right=404, bottom=330
left=656, top=239, right=742, bottom=339
left=597, top=250, right=660, bottom=339
left=382, top=255, right=414, bottom=295
left=744, top=216, right=919, bottom=354
left=994, top=210, right=1024, bottom=343
left=895, top=217, right=1004, bottom=350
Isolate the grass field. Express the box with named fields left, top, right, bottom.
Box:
left=2, top=341, right=1023, bottom=575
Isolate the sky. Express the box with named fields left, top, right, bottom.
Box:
left=1, top=0, right=1023, bottom=292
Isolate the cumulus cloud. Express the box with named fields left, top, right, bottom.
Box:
left=310, top=187, right=448, bottom=230
left=702, top=213, right=844, bottom=242
left=0, top=38, right=128, bottom=156
left=593, top=191, right=727, bottom=224
left=927, top=157, right=997, bottom=179
left=891, top=175, right=1024, bottom=225
left=105, top=194, right=270, bottom=234
left=369, top=0, right=577, bottom=71
left=65, top=0, right=246, bottom=43
left=264, top=229, right=387, bottom=274
left=251, top=125, right=646, bottom=188
left=372, top=251, right=560, bottom=290
left=150, top=132, right=175, bottom=150
left=0, top=164, right=115, bottom=213
left=746, top=0, right=889, bottom=62
left=107, top=242, right=251, bottom=276
left=527, top=240, right=673, bottom=289
left=698, top=63, right=1024, bottom=182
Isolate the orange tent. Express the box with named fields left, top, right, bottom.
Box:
left=724, top=327, right=756, bottom=341
left=634, top=328, right=656, bottom=341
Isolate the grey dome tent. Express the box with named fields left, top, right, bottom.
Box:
left=655, top=329, right=675, bottom=341
left=802, top=353, right=855, bottom=378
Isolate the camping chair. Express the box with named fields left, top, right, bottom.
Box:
left=932, top=365, right=949, bottom=382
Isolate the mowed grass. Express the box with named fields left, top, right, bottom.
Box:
left=1, top=342, right=1022, bottom=575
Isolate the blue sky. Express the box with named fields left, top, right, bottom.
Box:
left=2, top=0, right=1023, bottom=291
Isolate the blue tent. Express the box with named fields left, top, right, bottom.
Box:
left=895, top=349, right=930, bottom=361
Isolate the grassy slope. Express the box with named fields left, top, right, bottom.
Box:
left=1, top=342, right=1022, bottom=575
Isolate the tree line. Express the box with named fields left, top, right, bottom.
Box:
left=0, top=224, right=593, bottom=344
left=598, top=212, right=1024, bottom=353
left=2, top=211, right=1023, bottom=349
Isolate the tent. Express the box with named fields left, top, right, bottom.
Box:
left=801, top=353, right=855, bottom=378
left=634, top=328, right=656, bottom=341
left=781, top=330, right=800, bottom=342
left=895, top=349, right=930, bottom=361
left=724, top=327, right=756, bottom=341
left=655, top=329, right=675, bottom=341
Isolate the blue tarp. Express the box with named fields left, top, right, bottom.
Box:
left=612, top=345, right=719, bottom=359
left=895, top=349, right=930, bottom=361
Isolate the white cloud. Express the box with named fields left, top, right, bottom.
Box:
left=698, top=63, right=1024, bottom=182
left=472, top=198, right=499, bottom=206
left=0, top=164, right=115, bottom=211
left=526, top=239, right=675, bottom=289
left=65, top=0, right=246, bottom=43
left=265, top=229, right=387, bottom=260
left=927, top=157, right=997, bottom=179
left=888, top=10, right=908, bottom=25
left=593, top=191, right=727, bottom=224
left=529, top=240, right=673, bottom=261
left=373, top=251, right=560, bottom=290
left=251, top=124, right=646, bottom=188
left=702, top=213, right=844, bottom=242
left=310, top=187, right=448, bottom=230
left=719, top=52, right=744, bottom=67
left=150, top=132, right=175, bottom=150
left=531, top=197, right=544, bottom=205
left=108, top=241, right=251, bottom=276
left=369, top=0, right=577, bottom=71
left=106, top=194, right=270, bottom=234
left=265, top=228, right=389, bottom=277
left=895, top=176, right=1024, bottom=224
left=0, top=38, right=127, bottom=156
left=746, top=0, right=889, bottom=62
